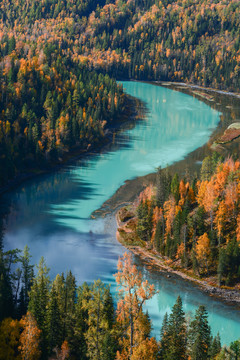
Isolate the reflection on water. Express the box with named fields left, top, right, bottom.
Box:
left=1, top=82, right=239, bottom=344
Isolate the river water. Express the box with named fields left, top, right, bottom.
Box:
left=1, top=81, right=240, bottom=344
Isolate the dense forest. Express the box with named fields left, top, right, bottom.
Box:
left=0, top=48, right=125, bottom=185
left=1, top=0, right=240, bottom=91
left=0, top=0, right=240, bottom=186
left=118, top=154, right=240, bottom=287
left=0, top=0, right=128, bottom=186
left=1, top=244, right=240, bottom=360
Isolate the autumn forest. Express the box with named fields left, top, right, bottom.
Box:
left=1, top=0, right=240, bottom=359
left=0, top=0, right=240, bottom=184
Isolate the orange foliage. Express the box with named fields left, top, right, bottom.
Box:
left=176, top=243, right=185, bottom=260
left=179, top=179, right=187, bottom=199
left=55, top=340, right=70, bottom=360
left=114, top=252, right=156, bottom=359
left=139, top=184, right=154, bottom=203
left=0, top=318, right=21, bottom=360
left=163, top=196, right=176, bottom=236
left=151, top=206, right=163, bottom=241
left=224, top=183, right=238, bottom=217
left=236, top=214, right=240, bottom=243
left=196, top=233, right=210, bottom=263
left=19, top=312, right=41, bottom=360
left=214, top=200, right=227, bottom=244
left=131, top=337, right=159, bottom=360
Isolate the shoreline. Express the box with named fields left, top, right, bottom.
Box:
left=1, top=80, right=238, bottom=199
left=115, top=210, right=240, bottom=308
left=110, top=80, right=240, bottom=309
left=0, top=94, right=144, bottom=197
left=154, top=81, right=240, bottom=99
left=126, top=78, right=240, bottom=98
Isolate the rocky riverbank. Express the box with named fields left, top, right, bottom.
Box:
left=116, top=207, right=240, bottom=308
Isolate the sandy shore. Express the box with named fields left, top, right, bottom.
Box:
left=156, top=81, right=240, bottom=99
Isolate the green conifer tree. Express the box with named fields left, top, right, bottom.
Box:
left=47, top=283, right=63, bottom=354
left=188, top=305, right=211, bottom=360
left=160, top=296, right=187, bottom=360
left=28, top=257, right=50, bottom=355
left=209, top=332, right=221, bottom=359
left=84, top=280, right=115, bottom=360
left=171, top=173, right=180, bottom=202
left=20, top=245, right=34, bottom=315
left=63, top=271, right=77, bottom=341
left=159, top=313, right=169, bottom=360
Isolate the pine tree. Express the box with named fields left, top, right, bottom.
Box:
left=209, top=333, right=221, bottom=359
left=20, top=245, right=34, bottom=315
left=154, top=220, right=164, bottom=253
left=200, top=156, right=213, bottom=181
left=164, top=296, right=187, bottom=360
left=188, top=305, right=211, bottom=360
left=28, top=257, right=50, bottom=355
left=136, top=200, right=149, bottom=241
left=159, top=313, right=169, bottom=360
left=63, top=271, right=76, bottom=341
left=0, top=251, right=14, bottom=321
left=52, top=273, right=65, bottom=325
left=103, top=287, right=115, bottom=329
left=218, top=248, right=227, bottom=285
left=171, top=173, right=180, bottom=202
left=47, top=283, right=63, bottom=354
left=83, top=280, right=114, bottom=360
left=229, top=339, right=240, bottom=359
left=195, top=206, right=206, bottom=237
left=156, top=167, right=172, bottom=207
left=70, top=282, right=90, bottom=360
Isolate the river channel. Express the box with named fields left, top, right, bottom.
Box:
left=1, top=81, right=240, bottom=344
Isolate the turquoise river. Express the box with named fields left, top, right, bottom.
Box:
left=1, top=82, right=240, bottom=344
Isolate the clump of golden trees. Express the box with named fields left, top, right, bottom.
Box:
left=135, top=155, right=240, bottom=285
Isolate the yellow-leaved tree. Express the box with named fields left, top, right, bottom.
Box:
left=196, top=233, right=210, bottom=275
left=114, top=252, right=158, bottom=360
left=19, top=312, right=41, bottom=360
left=0, top=318, right=21, bottom=360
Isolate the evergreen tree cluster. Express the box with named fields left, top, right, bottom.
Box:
left=0, top=241, right=33, bottom=322
left=0, top=0, right=106, bottom=24
left=159, top=296, right=222, bottom=360
left=1, top=249, right=240, bottom=360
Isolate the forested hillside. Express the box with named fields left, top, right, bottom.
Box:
left=0, top=0, right=240, bottom=185
left=118, top=154, right=240, bottom=286
left=0, top=0, right=126, bottom=186
left=1, top=0, right=239, bottom=90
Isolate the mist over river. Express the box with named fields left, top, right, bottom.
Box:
left=2, top=81, right=240, bottom=344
